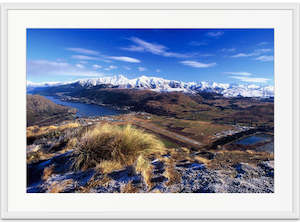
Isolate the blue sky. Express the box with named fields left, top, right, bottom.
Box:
left=27, top=29, right=274, bottom=85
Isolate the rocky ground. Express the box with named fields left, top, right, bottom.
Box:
left=27, top=149, right=274, bottom=193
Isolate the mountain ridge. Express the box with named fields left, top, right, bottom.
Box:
left=27, top=75, right=274, bottom=98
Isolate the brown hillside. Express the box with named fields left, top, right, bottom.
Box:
left=27, top=94, right=75, bottom=126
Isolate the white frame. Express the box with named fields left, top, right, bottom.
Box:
left=0, top=3, right=299, bottom=220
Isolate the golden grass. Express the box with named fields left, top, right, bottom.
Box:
left=27, top=122, right=80, bottom=138
left=181, top=147, right=191, bottom=154
left=42, top=165, right=55, bottom=181
left=48, top=179, right=74, bottom=193
left=66, top=137, right=78, bottom=150
left=72, top=124, right=166, bottom=172
left=96, top=160, right=124, bottom=174
left=209, top=149, right=274, bottom=169
left=169, top=148, right=193, bottom=162
left=27, top=150, right=54, bottom=164
left=135, top=155, right=154, bottom=190
left=194, top=156, right=211, bottom=165
left=163, top=166, right=181, bottom=186
left=85, top=175, right=112, bottom=191
left=121, top=181, right=140, bottom=193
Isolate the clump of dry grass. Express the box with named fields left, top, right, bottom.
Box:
left=48, top=179, right=74, bottom=193
left=72, top=124, right=166, bottom=172
left=83, top=175, right=112, bottom=192
left=27, top=150, right=54, bottom=164
left=96, top=160, right=124, bottom=174
left=135, top=155, right=154, bottom=190
left=121, top=181, right=140, bottom=193
left=160, top=157, right=181, bottom=186
left=66, top=138, right=78, bottom=150
left=164, top=166, right=181, bottom=186
left=42, top=165, right=55, bottom=181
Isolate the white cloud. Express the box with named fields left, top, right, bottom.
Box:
left=27, top=60, right=69, bottom=75
left=122, top=37, right=189, bottom=58
left=138, top=67, right=146, bottom=71
left=255, top=55, right=274, bottom=62
left=121, top=45, right=145, bottom=52
left=72, top=55, right=99, bottom=60
left=72, top=55, right=111, bottom=63
left=75, top=64, right=84, bottom=69
left=206, top=31, right=224, bottom=38
left=231, top=49, right=272, bottom=58
left=123, top=66, right=131, bottom=70
left=104, top=65, right=117, bottom=71
left=27, top=59, right=104, bottom=77
left=66, top=48, right=99, bottom=55
left=257, top=42, right=269, bottom=46
left=92, top=64, right=102, bottom=69
left=230, top=76, right=270, bottom=83
left=72, top=54, right=140, bottom=63
left=231, top=53, right=250, bottom=58
left=107, top=56, right=140, bottom=63
left=224, top=72, right=252, bottom=76
left=180, top=60, right=216, bottom=68
left=30, top=60, right=69, bottom=67
left=221, top=48, right=236, bottom=52
left=256, top=48, right=272, bottom=53
left=156, top=69, right=161, bottom=73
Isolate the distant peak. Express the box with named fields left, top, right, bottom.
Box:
left=117, top=74, right=128, bottom=79
left=28, top=75, right=274, bottom=98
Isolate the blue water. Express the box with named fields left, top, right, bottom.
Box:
left=235, top=134, right=271, bottom=145
left=45, top=96, right=124, bottom=117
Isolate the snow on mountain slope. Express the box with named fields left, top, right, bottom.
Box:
left=27, top=75, right=274, bottom=98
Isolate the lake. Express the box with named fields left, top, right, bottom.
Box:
left=45, top=96, right=124, bottom=117
left=235, top=134, right=272, bottom=145
left=234, top=133, right=274, bottom=153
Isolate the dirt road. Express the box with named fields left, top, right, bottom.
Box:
left=133, top=121, right=203, bottom=148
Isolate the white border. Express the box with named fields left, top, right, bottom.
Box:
left=1, top=3, right=299, bottom=220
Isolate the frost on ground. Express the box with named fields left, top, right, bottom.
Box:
left=27, top=148, right=274, bottom=193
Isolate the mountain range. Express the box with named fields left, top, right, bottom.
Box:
left=27, top=75, right=274, bottom=98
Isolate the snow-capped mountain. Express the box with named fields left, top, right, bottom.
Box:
left=27, top=75, right=274, bottom=98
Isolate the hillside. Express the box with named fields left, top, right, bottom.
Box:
left=27, top=94, right=76, bottom=126
left=64, top=88, right=273, bottom=127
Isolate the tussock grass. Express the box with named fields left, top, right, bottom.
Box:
left=72, top=124, right=166, bottom=172
left=160, top=156, right=181, bottom=186
left=164, top=166, right=181, bottom=186
left=96, top=161, right=124, bottom=174
left=121, top=181, right=140, bottom=193
left=66, top=138, right=78, bottom=150
left=135, top=155, right=153, bottom=190
left=83, top=175, right=111, bottom=192
left=42, top=165, right=55, bottom=181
